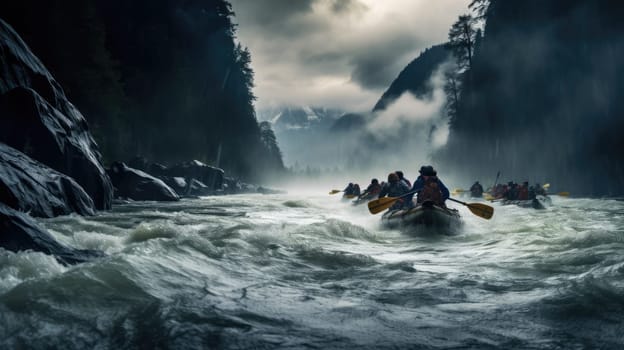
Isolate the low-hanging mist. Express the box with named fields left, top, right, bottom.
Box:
left=270, top=62, right=454, bottom=186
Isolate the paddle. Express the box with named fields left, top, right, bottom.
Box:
left=451, top=188, right=467, bottom=196
left=483, top=171, right=501, bottom=200
left=493, top=171, right=501, bottom=188
left=483, top=193, right=495, bottom=201
left=447, top=198, right=494, bottom=220
left=329, top=189, right=342, bottom=195
left=367, top=190, right=417, bottom=214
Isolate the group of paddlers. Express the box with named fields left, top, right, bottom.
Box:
left=343, top=166, right=450, bottom=210
left=469, top=181, right=548, bottom=200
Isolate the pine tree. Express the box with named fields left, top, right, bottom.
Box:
left=448, top=14, right=478, bottom=70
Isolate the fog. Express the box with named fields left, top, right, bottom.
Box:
left=230, top=0, right=470, bottom=111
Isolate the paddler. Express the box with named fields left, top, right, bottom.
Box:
left=409, top=165, right=450, bottom=207
left=377, top=173, right=410, bottom=210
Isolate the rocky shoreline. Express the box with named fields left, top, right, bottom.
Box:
left=0, top=19, right=280, bottom=265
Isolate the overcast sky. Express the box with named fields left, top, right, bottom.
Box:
left=229, top=0, right=470, bottom=113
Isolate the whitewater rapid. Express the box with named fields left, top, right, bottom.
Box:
left=1, top=193, right=623, bottom=349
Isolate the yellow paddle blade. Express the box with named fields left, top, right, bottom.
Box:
left=344, top=194, right=357, bottom=199
left=543, top=183, right=551, bottom=189
left=451, top=188, right=466, bottom=196
left=483, top=193, right=495, bottom=201
left=368, top=196, right=399, bottom=214
left=466, top=203, right=494, bottom=220
left=329, top=189, right=341, bottom=195
left=556, top=192, right=570, bottom=197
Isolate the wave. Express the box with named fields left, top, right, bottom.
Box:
left=294, top=246, right=377, bottom=270
left=125, top=222, right=179, bottom=244
left=537, top=274, right=624, bottom=320
left=281, top=199, right=314, bottom=208
left=0, top=249, right=66, bottom=294
left=291, top=219, right=384, bottom=243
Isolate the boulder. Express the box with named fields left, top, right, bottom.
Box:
left=164, top=160, right=224, bottom=190
left=223, top=177, right=258, bottom=194
left=0, top=143, right=95, bottom=217
left=186, top=178, right=212, bottom=196
left=0, top=203, right=104, bottom=265
left=108, top=162, right=179, bottom=202
left=128, top=156, right=149, bottom=171
left=147, top=162, right=168, bottom=177
left=160, top=176, right=188, bottom=195
left=0, top=19, right=113, bottom=210
left=159, top=176, right=214, bottom=197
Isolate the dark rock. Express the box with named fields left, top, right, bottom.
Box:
left=147, top=163, right=168, bottom=177
left=160, top=176, right=188, bottom=195
left=164, top=160, right=224, bottom=190
left=0, top=143, right=95, bottom=217
left=159, top=176, right=214, bottom=197
left=223, top=177, right=258, bottom=194
left=128, top=156, right=149, bottom=171
left=0, top=19, right=113, bottom=210
left=187, top=178, right=212, bottom=196
left=0, top=203, right=105, bottom=265
left=222, top=177, right=239, bottom=194
left=108, top=162, right=179, bottom=202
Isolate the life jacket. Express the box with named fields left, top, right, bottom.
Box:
left=368, top=183, right=382, bottom=195
left=417, top=176, right=443, bottom=205
left=518, top=186, right=529, bottom=200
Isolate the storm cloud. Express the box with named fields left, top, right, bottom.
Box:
left=230, top=0, right=470, bottom=112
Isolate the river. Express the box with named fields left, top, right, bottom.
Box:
left=1, top=192, right=623, bottom=349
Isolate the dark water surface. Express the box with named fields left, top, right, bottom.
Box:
left=1, top=194, right=623, bottom=349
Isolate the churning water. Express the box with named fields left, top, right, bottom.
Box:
left=1, top=193, right=623, bottom=349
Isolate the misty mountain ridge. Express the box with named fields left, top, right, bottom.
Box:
left=373, top=44, right=451, bottom=112
left=258, top=106, right=344, bottom=132
left=329, top=113, right=371, bottom=133
left=268, top=44, right=453, bottom=171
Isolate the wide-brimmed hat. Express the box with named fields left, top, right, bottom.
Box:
left=418, top=165, right=436, bottom=176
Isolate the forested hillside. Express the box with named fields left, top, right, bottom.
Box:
left=0, top=0, right=284, bottom=181
left=437, top=0, right=624, bottom=196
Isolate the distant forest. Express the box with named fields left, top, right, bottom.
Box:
left=0, top=0, right=284, bottom=181
left=437, top=0, right=624, bottom=196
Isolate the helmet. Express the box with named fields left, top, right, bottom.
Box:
left=371, top=178, right=378, bottom=184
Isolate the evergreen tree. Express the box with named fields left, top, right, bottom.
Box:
left=448, top=14, right=478, bottom=70
left=0, top=0, right=285, bottom=181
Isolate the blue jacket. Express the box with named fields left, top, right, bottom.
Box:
left=378, top=181, right=410, bottom=199
left=407, top=176, right=450, bottom=204
left=378, top=181, right=411, bottom=210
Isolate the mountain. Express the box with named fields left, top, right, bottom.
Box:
left=373, top=44, right=451, bottom=111
left=329, top=113, right=370, bottom=133
left=258, top=106, right=347, bottom=167
left=270, top=45, right=453, bottom=171
left=259, top=106, right=344, bottom=132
